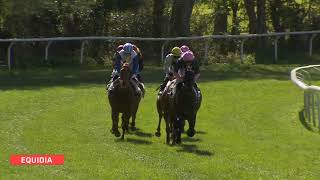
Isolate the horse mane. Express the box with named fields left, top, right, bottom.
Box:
left=184, top=70, right=195, bottom=85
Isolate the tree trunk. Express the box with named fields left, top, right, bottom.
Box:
left=92, top=0, right=110, bottom=63
left=256, top=0, right=268, bottom=63
left=152, top=0, right=165, bottom=38
left=256, top=0, right=267, bottom=34
left=213, top=0, right=228, bottom=35
left=230, top=0, right=240, bottom=35
left=244, top=0, right=257, bottom=34
left=170, top=0, right=195, bottom=36
left=269, top=0, right=282, bottom=32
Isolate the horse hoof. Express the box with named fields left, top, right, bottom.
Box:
left=131, top=126, right=137, bottom=131
left=187, top=129, right=195, bottom=137
left=114, top=130, right=121, bottom=137
left=155, top=132, right=161, bottom=137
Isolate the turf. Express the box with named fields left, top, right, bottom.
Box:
left=1, top=64, right=320, bottom=179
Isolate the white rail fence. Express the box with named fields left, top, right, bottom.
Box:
left=291, top=65, right=320, bottom=130
left=1, top=30, right=320, bottom=71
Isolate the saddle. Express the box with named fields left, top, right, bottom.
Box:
left=161, top=79, right=177, bottom=97
left=161, top=79, right=201, bottom=104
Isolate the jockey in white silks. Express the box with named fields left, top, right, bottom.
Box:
left=108, top=43, right=143, bottom=96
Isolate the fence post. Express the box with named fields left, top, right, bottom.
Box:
left=204, top=40, right=209, bottom=65
left=317, top=94, right=320, bottom=129
left=309, top=34, right=317, bottom=57
left=45, top=41, right=53, bottom=62
left=7, top=42, right=14, bottom=71
left=80, top=41, right=87, bottom=65
left=240, top=38, right=248, bottom=64
left=161, top=41, right=168, bottom=64
left=274, top=36, right=280, bottom=63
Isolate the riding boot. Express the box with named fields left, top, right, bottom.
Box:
left=137, top=74, right=144, bottom=83
left=130, top=79, right=141, bottom=96
left=160, top=77, right=170, bottom=91
left=194, top=83, right=201, bottom=99
left=108, top=77, right=120, bottom=95
left=138, top=82, right=145, bottom=97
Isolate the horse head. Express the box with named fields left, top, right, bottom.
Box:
left=175, top=70, right=196, bottom=111
left=183, top=69, right=195, bottom=89
left=119, top=63, right=131, bottom=88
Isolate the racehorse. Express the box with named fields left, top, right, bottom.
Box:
left=108, top=63, right=141, bottom=139
left=155, top=70, right=202, bottom=144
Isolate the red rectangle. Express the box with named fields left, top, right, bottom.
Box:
left=10, top=155, right=64, bottom=165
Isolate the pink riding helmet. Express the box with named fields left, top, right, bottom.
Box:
left=182, top=51, right=195, bottom=62
left=180, top=45, right=190, bottom=53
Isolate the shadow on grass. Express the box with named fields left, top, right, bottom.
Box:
left=181, top=137, right=202, bottom=142
left=177, top=144, right=214, bottom=157
left=299, top=109, right=313, bottom=131
left=132, top=128, right=153, bottom=138
left=196, top=131, right=207, bottom=135
left=126, top=138, right=152, bottom=145
left=114, top=137, right=152, bottom=145
left=0, top=64, right=302, bottom=90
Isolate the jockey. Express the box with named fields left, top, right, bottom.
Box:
left=159, top=47, right=182, bottom=92
left=111, top=45, right=124, bottom=73
left=109, top=43, right=143, bottom=96
left=174, top=50, right=200, bottom=91
left=133, top=44, right=144, bottom=82
left=180, top=45, right=190, bottom=53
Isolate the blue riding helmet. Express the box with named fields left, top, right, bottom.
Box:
left=123, top=43, right=133, bottom=54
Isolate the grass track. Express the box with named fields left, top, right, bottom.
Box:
left=1, top=65, right=320, bottom=179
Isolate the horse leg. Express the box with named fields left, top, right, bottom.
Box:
left=155, top=113, right=162, bottom=137
left=130, top=112, right=137, bottom=131
left=165, top=115, right=171, bottom=144
left=121, top=114, right=129, bottom=133
left=130, top=92, right=140, bottom=131
left=181, top=120, right=185, bottom=133
left=155, top=96, right=163, bottom=137
left=172, top=115, right=180, bottom=145
left=121, top=113, right=130, bottom=140
left=186, top=115, right=196, bottom=137
left=176, top=116, right=183, bottom=144
left=111, top=110, right=121, bottom=137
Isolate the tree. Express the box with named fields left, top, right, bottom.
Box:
left=256, top=0, right=267, bottom=34
left=152, top=0, right=166, bottom=38
left=244, top=0, right=257, bottom=33
left=230, top=0, right=240, bottom=35
left=170, top=0, right=195, bottom=36
left=269, top=0, right=283, bottom=32
left=213, top=0, right=228, bottom=35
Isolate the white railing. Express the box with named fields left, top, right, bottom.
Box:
left=291, top=65, right=320, bottom=130
left=1, top=30, right=320, bottom=71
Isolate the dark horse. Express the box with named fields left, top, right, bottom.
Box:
left=108, top=64, right=141, bottom=139
left=156, top=70, right=202, bottom=144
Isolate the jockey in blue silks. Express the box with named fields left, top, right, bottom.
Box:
left=109, top=43, right=143, bottom=96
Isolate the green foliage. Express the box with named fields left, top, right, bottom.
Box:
left=0, top=0, right=320, bottom=64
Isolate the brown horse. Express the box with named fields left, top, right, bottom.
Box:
left=155, top=80, right=174, bottom=144
left=108, top=64, right=141, bottom=139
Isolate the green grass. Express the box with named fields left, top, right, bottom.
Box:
left=1, top=64, right=320, bottom=179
